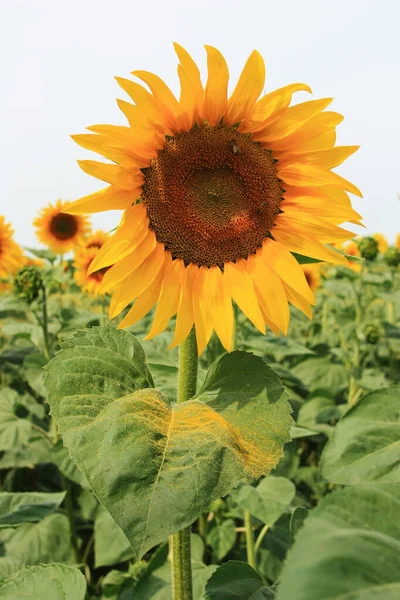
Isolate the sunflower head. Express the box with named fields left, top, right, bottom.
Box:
left=74, top=246, right=109, bottom=295
left=395, top=234, right=400, bottom=250
left=0, top=216, right=25, bottom=280
left=66, top=44, right=362, bottom=353
left=14, top=266, right=43, bottom=304
left=372, top=233, right=388, bottom=254
left=358, top=236, right=379, bottom=262
left=301, top=263, right=322, bottom=293
left=384, top=247, right=400, bottom=268
left=33, top=200, right=91, bottom=254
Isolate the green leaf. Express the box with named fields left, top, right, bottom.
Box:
left=45, top=327, right=292, bottom=559
left=205, top=561, right=270, bottom=599
left=291, top=358, right=348, bottom=395
left=0, top=514, right=72, bottom=581
left=94, top=507, right=135, bottom=568
left=232, top=476, right=295, bottom=527
left=206, top=519, right=237, bottom=561
left=321, top=385, right=400, bottom=484
left=0, top=492, right=65, bottom=528
left=23, top=353, right=48, bottom=398
left=276, top=483, right=400, bottom=600
left=0, top=388, right=31, bottom=451
left=24, top=247, right=58, bottom=262
left=51, top=442, right=90, bottom=489
left=0, top=563, right=86, bottom=599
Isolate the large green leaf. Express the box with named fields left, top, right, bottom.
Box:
left=0, top=563, right=86, bottom=600
left=276, top=483, right=400, bottom=600
left=231, top=476, right=295, bottom=527
left=291, top=358, right=348, bottom=395
left=0, top=388, right=32, bottom=451
left=45, top=326, right=292, bottom=559
left=321, top=385, right=400, bottom=484
left=0, top=492, right=65, bottom=528
left=0, top=514, right=72, bottom=581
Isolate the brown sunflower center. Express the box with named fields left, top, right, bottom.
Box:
left=49, top=213, right=78, bottom=241
left=142, top=123, right=283, bottom=267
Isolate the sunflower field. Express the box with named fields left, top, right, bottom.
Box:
left=1, top=45, right=400, bottom=600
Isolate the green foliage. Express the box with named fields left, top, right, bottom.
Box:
left=0, top=563, right=86, bottom=599
left=205, top=561, right=271, bottom=599
left=0, top=492, right=65, bottom=527
left=277, top=484, right=400, bottom=600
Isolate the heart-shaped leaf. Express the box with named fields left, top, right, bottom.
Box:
left=45, top=326, right=292, bottom=558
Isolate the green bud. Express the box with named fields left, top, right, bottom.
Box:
left=358, top=236, right=379, bottom=261
left=364, top=323, right=380, bottom=344
left=13, top=266, right=43, bottom=304
left=384, top=247, right=400, bottom=268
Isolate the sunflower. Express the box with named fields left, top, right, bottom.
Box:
left=66, top=44, right=362, bottom=353
left=0, top=216, right=25, bottom=281
left=342, top=239, right=362, bottom=272
left=302, top=263, right=322, bottom=292
left=372, top=233, right=388, bottom=254
left=396, top=234, right=400, bottom=250
left=74, top=232, right=109, bottom=295
left=33, top=199, right=91, bottom=254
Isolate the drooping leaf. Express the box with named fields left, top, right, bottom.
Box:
left=0, top=492, right=65, bottom=528
left=231, top=476, right=295, bottom=528
left=0, top=388, right=31, bottom=451
left=94, top=506, right=135, bottom=568
left=321, top=385, right=400, bottom=484
left=0, top=514, right=72, bottom=581
left=45, top=326, right=292, bottom=559
left=277, top=483, right=400, bottom=600
left=0, top=563, right=86, bottom=600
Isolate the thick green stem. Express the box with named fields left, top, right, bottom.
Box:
left=41, top=285, right=51, bottom=361
left=169, top=328, right=197, bottom=600
left=244, top=510, right=256, bottom=569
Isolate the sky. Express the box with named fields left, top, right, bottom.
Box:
left=1, top=0, right=399, bottom=249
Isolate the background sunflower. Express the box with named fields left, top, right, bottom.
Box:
left=0, top=216, right=25, bottom=283
left=67, top=44, right=362, bottom=353
left=33, top=199, right=91, bottom=254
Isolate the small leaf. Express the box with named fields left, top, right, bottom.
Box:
left=45, top=327, right=292, bottom=559
left=205, top=561, right=270, bottom=599
left=232, top=476, right=295, bottom=527
left=207, top=519, right=237, bottom=561
left=321, top=385, right=400, bottom=484
left=0, top=492, right=66, bottom=528
left=0, top=563, right=86, bottom=599
left=277, top=483, right=400, bottom=600
left=0, top=388, right=31, bottom=451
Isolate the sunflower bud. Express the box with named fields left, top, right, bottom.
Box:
left=14, top=266, right=43, bottom=304
left=364, top=323, right=380, bottom=344
left=358, top=237, right=379, bottom=261
left=384, top=247, right=400, bottom=268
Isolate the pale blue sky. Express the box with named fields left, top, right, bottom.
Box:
left=1, top=0, right=399, bottom=248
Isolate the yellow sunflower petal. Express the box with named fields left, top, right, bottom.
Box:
left=77, top=160, right=143, bottom=191
left=247, top=252, right=289, bottom=335
left=144, top=258, right=184, bottom=340
left=226, top=50, right=266, bottom=125
left=278, top=163, right=363, bottom=197
left=193, top=266, right=213, bottom=355
left=262, top=239, right=315, bottom=304
left=204, top=266, right=234, bottom=352
left=282, top=282, right=313, bottom=319
left=272, top=228, right=347, bottom=265
left=66, top=186, right=139, bottom=215
left=115, top=77, right=163, bottom=124
left=278, top=145, right=360, bottom=169
left=170, top=263, right=198, bottom=349
left=132, top=70, right=180, bottom=130
left=224, top=260, right=265, bottom=333
left=71, top=134, right=137, bottom=166
left=99, top=229, right=157, bottom=293
left=174, top=43, right=204, bottom=127
left=276, top=212, right=355, bottom=242
left=268, top=111, right=343, bottom=152
left=255, top=98, right=333, bottom=142
left=109, top=242, right=166, bottom=319
left=203, top=46, right=229, bottom=126
left=243, top=83, right=312, bottom=129
left=117, top=260, right=167, bottom=329
left=87, top=204, right=147, bottom=273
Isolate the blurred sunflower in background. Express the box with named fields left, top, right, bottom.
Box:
left=74, top=230, right=109, bottom=295
left=0, top=216, right=25, bottom=290
left=66, top=44, right=362, bottom=353
left=372, top=233, right=388, bottom=254
left=302, top=263, right=322, bottom=293
left=396, top=234, right=400, bottom=250
left=342, top=239, right=362, bottom=272
left=34, top=199, right=91, bottom=254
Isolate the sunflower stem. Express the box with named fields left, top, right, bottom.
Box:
left=169, top=327, right=197, bottom=600
left=41, top=284, right=51, bottom=361
left=244, top=509, right=256, bottom=568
